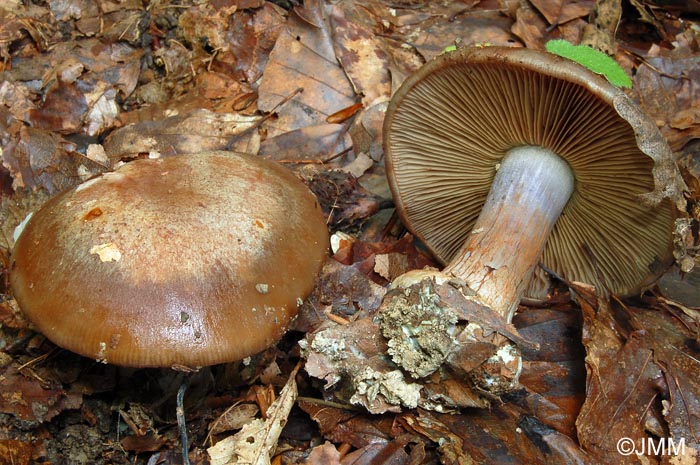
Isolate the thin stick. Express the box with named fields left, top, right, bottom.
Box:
left=177, top=379, right=191, bottom=465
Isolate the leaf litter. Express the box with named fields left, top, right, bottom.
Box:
left=0, top=1, right=699, bottom=464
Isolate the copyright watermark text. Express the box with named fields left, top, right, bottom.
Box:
left=617, top=437, right=686, bottom=456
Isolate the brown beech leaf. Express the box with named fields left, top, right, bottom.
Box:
left=575, top=283, right=700, bottom=462
left=297, top=397, right=398, bottom=449
left=575, top=289, right=651, bottom=464
left=179, top=2, right=285, bottom=84
left=636, top=37, right=700, bottom=151
left=328, top=3, right=391, bottom=107
left=220, top=3, right=286, bottom=84
left=50, top=0, right=99, bottom=37
left=529, top=0, right=594, bottom=26
left=340, top=438, right=415, bottom=465
left=511, top=1, right=549, bottom=49
left=658, top=267, right=700, bottom=307
left=52, top=0, right=144, bottom=43
left=2, top=126, right=105, bottom=194
left=259, top=124, right=352, bottom=163
left=0, top=362, right=83, bottom=423
left=402, top=411, right=477, bottom=465
left=293, top=258, right=386, bottom=332
left=413, top=10, right=517, bottom=61
left=0, top=6, right=59, bottom=60
left=305, top=441, right=342, bottom=465
left=28, top=79, right=88, bottom=134
left=331, top=234, right=439, bottom=286
left=8, top=38, right=142, bottom=136
left=415, top=408, right=595, bottom=465
left=631, top=304, right=700, bottom=455
left=93, top=1, right=145, bottom=44
left=257, top=0, right=355, bottom=135
left=120, top=433, right=168, bottom=454
left=103, top=109, right=260, bottom=161
left=510, top=308, right=586, bottom=437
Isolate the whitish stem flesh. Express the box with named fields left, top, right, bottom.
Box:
left=443, top=145, right=575, bottom=322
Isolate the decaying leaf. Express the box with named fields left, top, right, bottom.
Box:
left=293, top=258, right=386, bottom=333
left=2, top=126, right=106, bottom=194
left=304, top=441, right=341, bottom=465
left=305, top=170, right=383, bottom=231
left=257, top=0, right=355, bottom=135
left=103, top=109, right=260, bottom=161
left=207, top=364, right=300, bottom=465
left=0, top=439, right=32, bottom=465
left=209, top=403, right=261, bottom=436
left=575, top=282, right=700, bottom=462
left=0, top=362, right=83, bottom=423
left=635, top=32, right=700, bottom=152
left=259, top=124, right=352, bottom=163
left=328, top=3, right=391, bottom=107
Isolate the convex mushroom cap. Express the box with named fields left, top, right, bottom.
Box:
left=384, top=46, right=681, bottom=313
left=10, top=151, right=329, bottom=368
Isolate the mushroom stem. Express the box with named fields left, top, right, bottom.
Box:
left=443, top=145, right=575, bottom=321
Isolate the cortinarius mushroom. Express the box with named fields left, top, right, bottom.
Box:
left=10, top=151, right=329, bottom=368
left=384, top=46, right=679, bottom=320
left=381, top=47, right=681, bottom=391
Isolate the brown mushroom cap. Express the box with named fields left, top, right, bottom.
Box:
left=10, top=151, right=329, bottom=368
left=384, top=46, right=678, bottom=299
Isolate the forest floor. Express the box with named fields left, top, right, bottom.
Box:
left=0, top=0, right=700, bottom=464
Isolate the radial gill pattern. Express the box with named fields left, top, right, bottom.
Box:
left=384, top=51, right=674, bottom=298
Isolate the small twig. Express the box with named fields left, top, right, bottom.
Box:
left=16, top=352, right=51, bottom=371
left=295, top=396, right=364, bottom=411
left=325, top=310, right=350, bottom=325
left=177, top=379, right=191, bottom=465
left=275, top=146, right=352, bottom=165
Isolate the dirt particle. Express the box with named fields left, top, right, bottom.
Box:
left=256, top=283, right=269, bottom=294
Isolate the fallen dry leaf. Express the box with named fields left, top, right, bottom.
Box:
left=305, top=441, right=341, bottom=465
left=178, top=2, right=285, bottom=85
left=2, top=126, right=106, bottom=194
left=298, top=397, right=403, bottom=449
left=0, top=362, right=83, bottom=423
left=0, top=439, right=32, bottom=465
left=511, top=1, right=551, bottom=50
left=209, top=403, right=261, bottom=436
left=259, top=124, right=352, bottom=163
left=512, top=307, right=586, bottom=437
left=413, top=9, right=517, bottom=61
left=636, top=33, right=700, bottom=151
left=257, top=0, right=355, bottom=135
left=207, top=364, right=300, bottom=465
left=103, top=109, right=260, bottom=161
left=305, top=170, right=383, bottom=231
left=530, top=0, right=594, bottom=26
left=328, top=3, right=391, bottom=107
left=575, top=282, right=700, bottom=463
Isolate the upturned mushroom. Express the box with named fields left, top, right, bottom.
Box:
left=10, top=151, right=329, bottom=369
left=381, top=46, right=682, bottom=391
